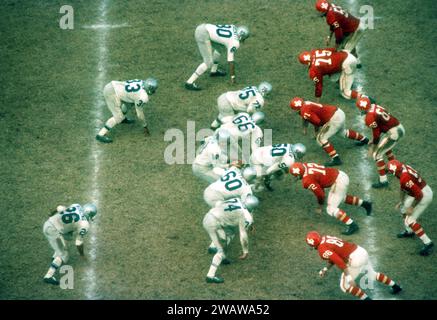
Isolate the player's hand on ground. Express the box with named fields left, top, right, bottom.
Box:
left=315, top=207, right=323, bottom=215
left=319, top=268, right=328, bottom=278
left=395, top=202, right=402, bottom=210
left=325, top=36, right=331, bottom=46
left=230, top=76, right=236, bottom=84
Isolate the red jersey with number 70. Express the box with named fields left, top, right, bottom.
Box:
left=308, top=48, right=348, bottom=97
left=317, top=235, right=357, bottom=270
left=365, top=104, right=400, bottom=143
left=301, top=163, right=340, bottom=204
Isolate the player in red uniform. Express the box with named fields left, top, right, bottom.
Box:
left=290, top=162, right=372, bottom=235
left=315, top=0, right=365, bottom=54
left=290, top=97, right=368, bottom=166
left=356, top=96, right=405, bottom=188
left=387, top=160, right=434, bottom=256
left=306, top=231, right=402, bottom=300
left=298, top=47, right=361, bottom=100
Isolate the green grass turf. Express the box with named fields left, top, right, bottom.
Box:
left=0, top=0, right=436, bottom=299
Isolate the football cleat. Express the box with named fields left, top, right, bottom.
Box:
left=397, top=230, right=415, bottom=238
left=342, top=222, right=359, bottom=235
left=206, top=276, right=224, bottom=284
left=355, top=137, right=369, bottom=146
left=419, top=242, right=434, bottom=256
left=43, top=276, right=59, bottom=286
left=121, top=118, right=135, bottom=124
left=391, top=284, right=403, bottom=295
left=185, top=82, right=201, bottom=91
left=372, top=181, right=389, bottom=189
left=96, top=135, right=113, bottom=143
left=222, top=258, right=231, bottom=265
left=324, top=156, right=342, bottom=167
left=361, top=201, right=372, bottom=216
left=210, top=69, right=227, bottom=77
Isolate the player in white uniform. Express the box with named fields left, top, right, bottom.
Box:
left=216, top=112, right=264, bottom=163
left=185, top=24, right=249, bottom=91
left=210, top=82, right=272, bottom=129
left=192, top=130, right=230, bottom=183
left=203, top=166, right=256, bottom=208
left=42, top=203, right=97, bottom=285
left=250, top=143, right=307, bottom=192
left=96, top=78, right=158, bottom=143
left=203, top=196, right=259, bottom=283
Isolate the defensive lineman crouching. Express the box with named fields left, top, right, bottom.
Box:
left=42, top=203, right=97, bottom=285
left=210, top=82, right=272, bottom=129
left=306, top=231, right=402, bottom=300
left=96, top=78, right=158, bottom=143
left=203, top=196, right=259, bottom=283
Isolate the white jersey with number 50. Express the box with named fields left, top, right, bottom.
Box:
left=112, top=80, right=149, bottom=107
left=226, top=86, right=265, bottom=114
left=48, top=204, right=90, bottom=236
left=205, top=24, right=240, bottom=62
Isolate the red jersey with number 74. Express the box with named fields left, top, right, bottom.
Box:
left=308, top=48, right=348, bottom=97
left=301, top=163, right=340, bottom=204
left=317, top=235, right=357, bottom=270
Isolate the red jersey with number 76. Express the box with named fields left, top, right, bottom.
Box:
left=317, top=235, right=357, bottom=270
left=308, top=48, right=348, bottom=97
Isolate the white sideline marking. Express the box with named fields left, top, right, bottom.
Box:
left=349, top=0, right=392, bottom=300
left=84, top=0, right=112, bottom=299
left=83, top=23, right=129, bottom=29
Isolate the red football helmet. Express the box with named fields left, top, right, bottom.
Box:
left=356, top=96, right=372, bottom=112
left=298, top=51, right=312, bottom=65
left=306, top=231, right=322, bottom=248
left=315, top=0, right=330, bottom=13
left=387, top=159, right=403, bottom=176
left=290, top=97, right=304, bottom=111
left=290, top=162, right=306, bottom=178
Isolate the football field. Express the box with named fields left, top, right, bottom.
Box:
left=1, top=0, right=436, bottom=299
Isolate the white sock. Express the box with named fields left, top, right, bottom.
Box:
left=98, top=117, right=117, bottom=136
left=187, top=63, right=208, bottom=84
left=380, top=175, right=388, bottom=183
left=211, top=64, right=218, bottom=73
left=420, top=234, right=432, bottom=245
left=45, top=256, right=62, bottom=278
left=207, top=253, right=223, bottom=278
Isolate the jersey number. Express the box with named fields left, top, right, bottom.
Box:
left=61, top=206, right=80, bottom=224
left=239, top=87, right=256, bottom=100
left=375, top=107, right=391, bottom=122
left=271, top=144, right=288, bottom=157
left=216, top=25, right=233, bottom=38
left=307, top=163, right=326, bottom=175
left=223, top=198, right=241, bottom=212
left=233, top=114, right=255, bottom=132
left=221, top=171, right=243, bottom=191
left=125, top=80, right=142, bottom=93
left=314, top=50, right=332, bottom=67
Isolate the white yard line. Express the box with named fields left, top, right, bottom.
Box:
left=84, top=0, right=111, bottom=299
left=348, top=0, right=391, bottom=300
left=83, top=23, right=129, bottom=29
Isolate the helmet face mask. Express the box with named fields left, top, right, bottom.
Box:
left=143, top=78, right=158, bottom=95
left=243, top=195, right=259, bottom=212
left=258, top=81, right=272, bottom=97
left=242, top=166, right=257, bottom=183
left=83, top=203, right=97, bottom=221
left=291, top=143, right=306, bottom=160
left=251, top=111, right=265, bottom=125
left=236, top=25, right=249, bottom=41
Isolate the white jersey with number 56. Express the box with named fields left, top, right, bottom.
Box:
left=205, top=24, right=240, bottom=62
left=112, top=80, right=149, bottom=107
left=47, top=204, right=90, bottom=236
left=226, top=86, right=265, bottom=114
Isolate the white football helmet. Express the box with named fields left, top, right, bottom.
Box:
left=242, top=166, right=257, bottom=183
left=236, top=25, right=250, bottom=41
left=143, top=78, right=158, bottom=95
left=243, top=195, right=259, bottom=212
left=83, top=203, right=97, bottom=221
left=291, top=143, right=306, bottom=160
left=258, top=82, right=272, bottom=97
left=251, top=111, right=265, bottom=125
